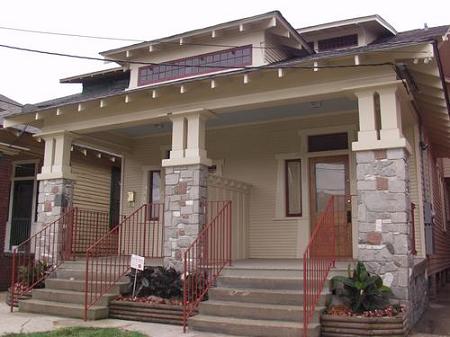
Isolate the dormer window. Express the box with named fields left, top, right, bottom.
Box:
left=138, top=45, right=252, bottom=86
left=317, top=34, right=358, bottom=51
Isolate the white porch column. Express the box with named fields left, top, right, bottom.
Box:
left=169, top=116, right=186, bottom=160
left=163, top=110, right=213, bottom=167
left=352, top=83, right=425, bottom=327
left=352, top=83, right=409, bottom=152
left=37, top=131, right=75, bottom=181
left=162, top=110, right=212, bottom=271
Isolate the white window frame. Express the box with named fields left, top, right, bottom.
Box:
left=4, top=159, right=39, bottom=253
left=141, top=165, right=164, bottom=205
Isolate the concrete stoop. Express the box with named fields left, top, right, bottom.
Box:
left=18, top=260, right=128, bottom=320
left=189, top=261, right=347, bottom=337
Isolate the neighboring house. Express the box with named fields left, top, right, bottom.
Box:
left=0, top=94, right=121, bottom=291
left=4, top=11, right=450, bottom=336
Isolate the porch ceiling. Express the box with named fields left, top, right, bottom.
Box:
left=111, top=96, right=357, bottom=138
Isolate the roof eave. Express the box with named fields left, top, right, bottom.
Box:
left=100, top=10, right=313, bottom=57
left=297, top=14, right=397, bottom=35
left=6, top=40, right=438, bottom=121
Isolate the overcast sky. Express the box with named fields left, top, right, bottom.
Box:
left=1, top=0, right=449, bottom=104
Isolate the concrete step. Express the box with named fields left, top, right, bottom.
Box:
left=222, top=267, right=302, bottom=278
left=50, top=268, right=128, bottom=281
left=189, top=315, right=320, bottom=337
left=209, top=287, right=330, bottom=306
left=217, top=275, right=307, bottom=290
left=18, top=299, right=108, bottom=320
left=32, top=288, right=118, bottom=306
left=199, top=300, right=324, bottom=323
left=45, top=278, right=128, bottom=293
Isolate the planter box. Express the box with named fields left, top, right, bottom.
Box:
left=6, top=287, right=32, bottom=307
left=109, top=300, right=185, bottom=325
left=321, top=313, right=408, bottom=337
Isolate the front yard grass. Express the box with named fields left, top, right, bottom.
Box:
left=2, top=327, right=147, bottom=337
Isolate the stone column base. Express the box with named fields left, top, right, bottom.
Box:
left=163, top=164, right=208, bottom=271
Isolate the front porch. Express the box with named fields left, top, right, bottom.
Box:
left=5, top=61, right=427, bottom=335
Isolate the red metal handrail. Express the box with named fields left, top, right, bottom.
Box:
left=411, top=203, right=417, bottom=255
left=182, top=200, right=232, bottom=332
left=10, top=208, right=75, bottom=312
left=70, top=208, right=117, bottom=257
left=303, top=196, right=336, bottom=337
left=84, top=203, right=164, bottom=320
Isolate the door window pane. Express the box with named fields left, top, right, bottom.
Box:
left=314, top=162, right=345, bottom=213
left=285, top=159, right=302, bottom=216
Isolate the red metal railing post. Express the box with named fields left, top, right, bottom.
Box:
left=303, top=196, right=336, bottom=337
left=183, top=250, right=188, bottom=333
left=182, top=201, right=232, bottom=332
left=411, top=203, right=417, bottom=255
left=143, top=204, right=147, bottom=257
left=10, top=248, right=17, bottom=312
left=228, top=201, right=232, bottom=266
left=84, top=251, right=89, bottom=321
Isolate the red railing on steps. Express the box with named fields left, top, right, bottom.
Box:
left=10, top=208, right=75, bottom=312
left=303, top=196, right=336, bottom=337
left=182, top=200, right=232, bottom=332
left=411, top=203, right=417, bottom=255
left=9, top=207, right=120, bottom=312
left=84, top=203, right=164, bottom=320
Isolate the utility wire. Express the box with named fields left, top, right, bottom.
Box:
left=0, top=25, right=144, bottom=42
left=0, top=25, right=286, bottom=51
left=0, top=43, right=397, bottom=71
left=0, top=24, right=432, bottom=54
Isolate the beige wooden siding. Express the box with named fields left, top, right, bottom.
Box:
left=442, top=158, right=450, bottom=178
left=122, top=136, right=170, bottom=215
left=404, top=127, right=423, bottom=255
left=72, top=160, right=112, bottom=212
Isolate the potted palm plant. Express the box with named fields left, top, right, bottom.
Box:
left=321, top=262, right=407, bottom=337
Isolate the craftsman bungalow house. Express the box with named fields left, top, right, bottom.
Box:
left=4, top=11, right=450, bottom=336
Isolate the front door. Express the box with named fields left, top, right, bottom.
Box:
left=309, top=155, right=352, bottom=258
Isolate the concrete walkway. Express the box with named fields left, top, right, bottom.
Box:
left=410, top=284, right=450, bottom=337
left=0, top=292, right=232, bottom=337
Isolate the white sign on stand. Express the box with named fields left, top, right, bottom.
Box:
left=130, top=254, right=145, bottom=298
left=130, top=254, right=145, bottom=271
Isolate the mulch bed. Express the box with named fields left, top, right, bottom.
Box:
left=110, top=296, right=185, bottom=325
left=321, top=305, right=408, bottom=337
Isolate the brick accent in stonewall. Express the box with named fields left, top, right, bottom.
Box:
left=163, top=164, right=208, bottom=271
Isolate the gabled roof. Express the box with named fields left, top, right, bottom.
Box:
left=60, top=67, right=127, bottom=84
left=100, top=10, right=313, bottom=57
left=0, top=94, right=22, bottom=120
left=297, top=14, right=397, bottom=35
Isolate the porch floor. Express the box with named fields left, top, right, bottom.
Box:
left=231, top=258, right=353, bottom=271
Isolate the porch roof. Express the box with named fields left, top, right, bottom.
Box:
left=4, top=26, right=450, bottom=156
